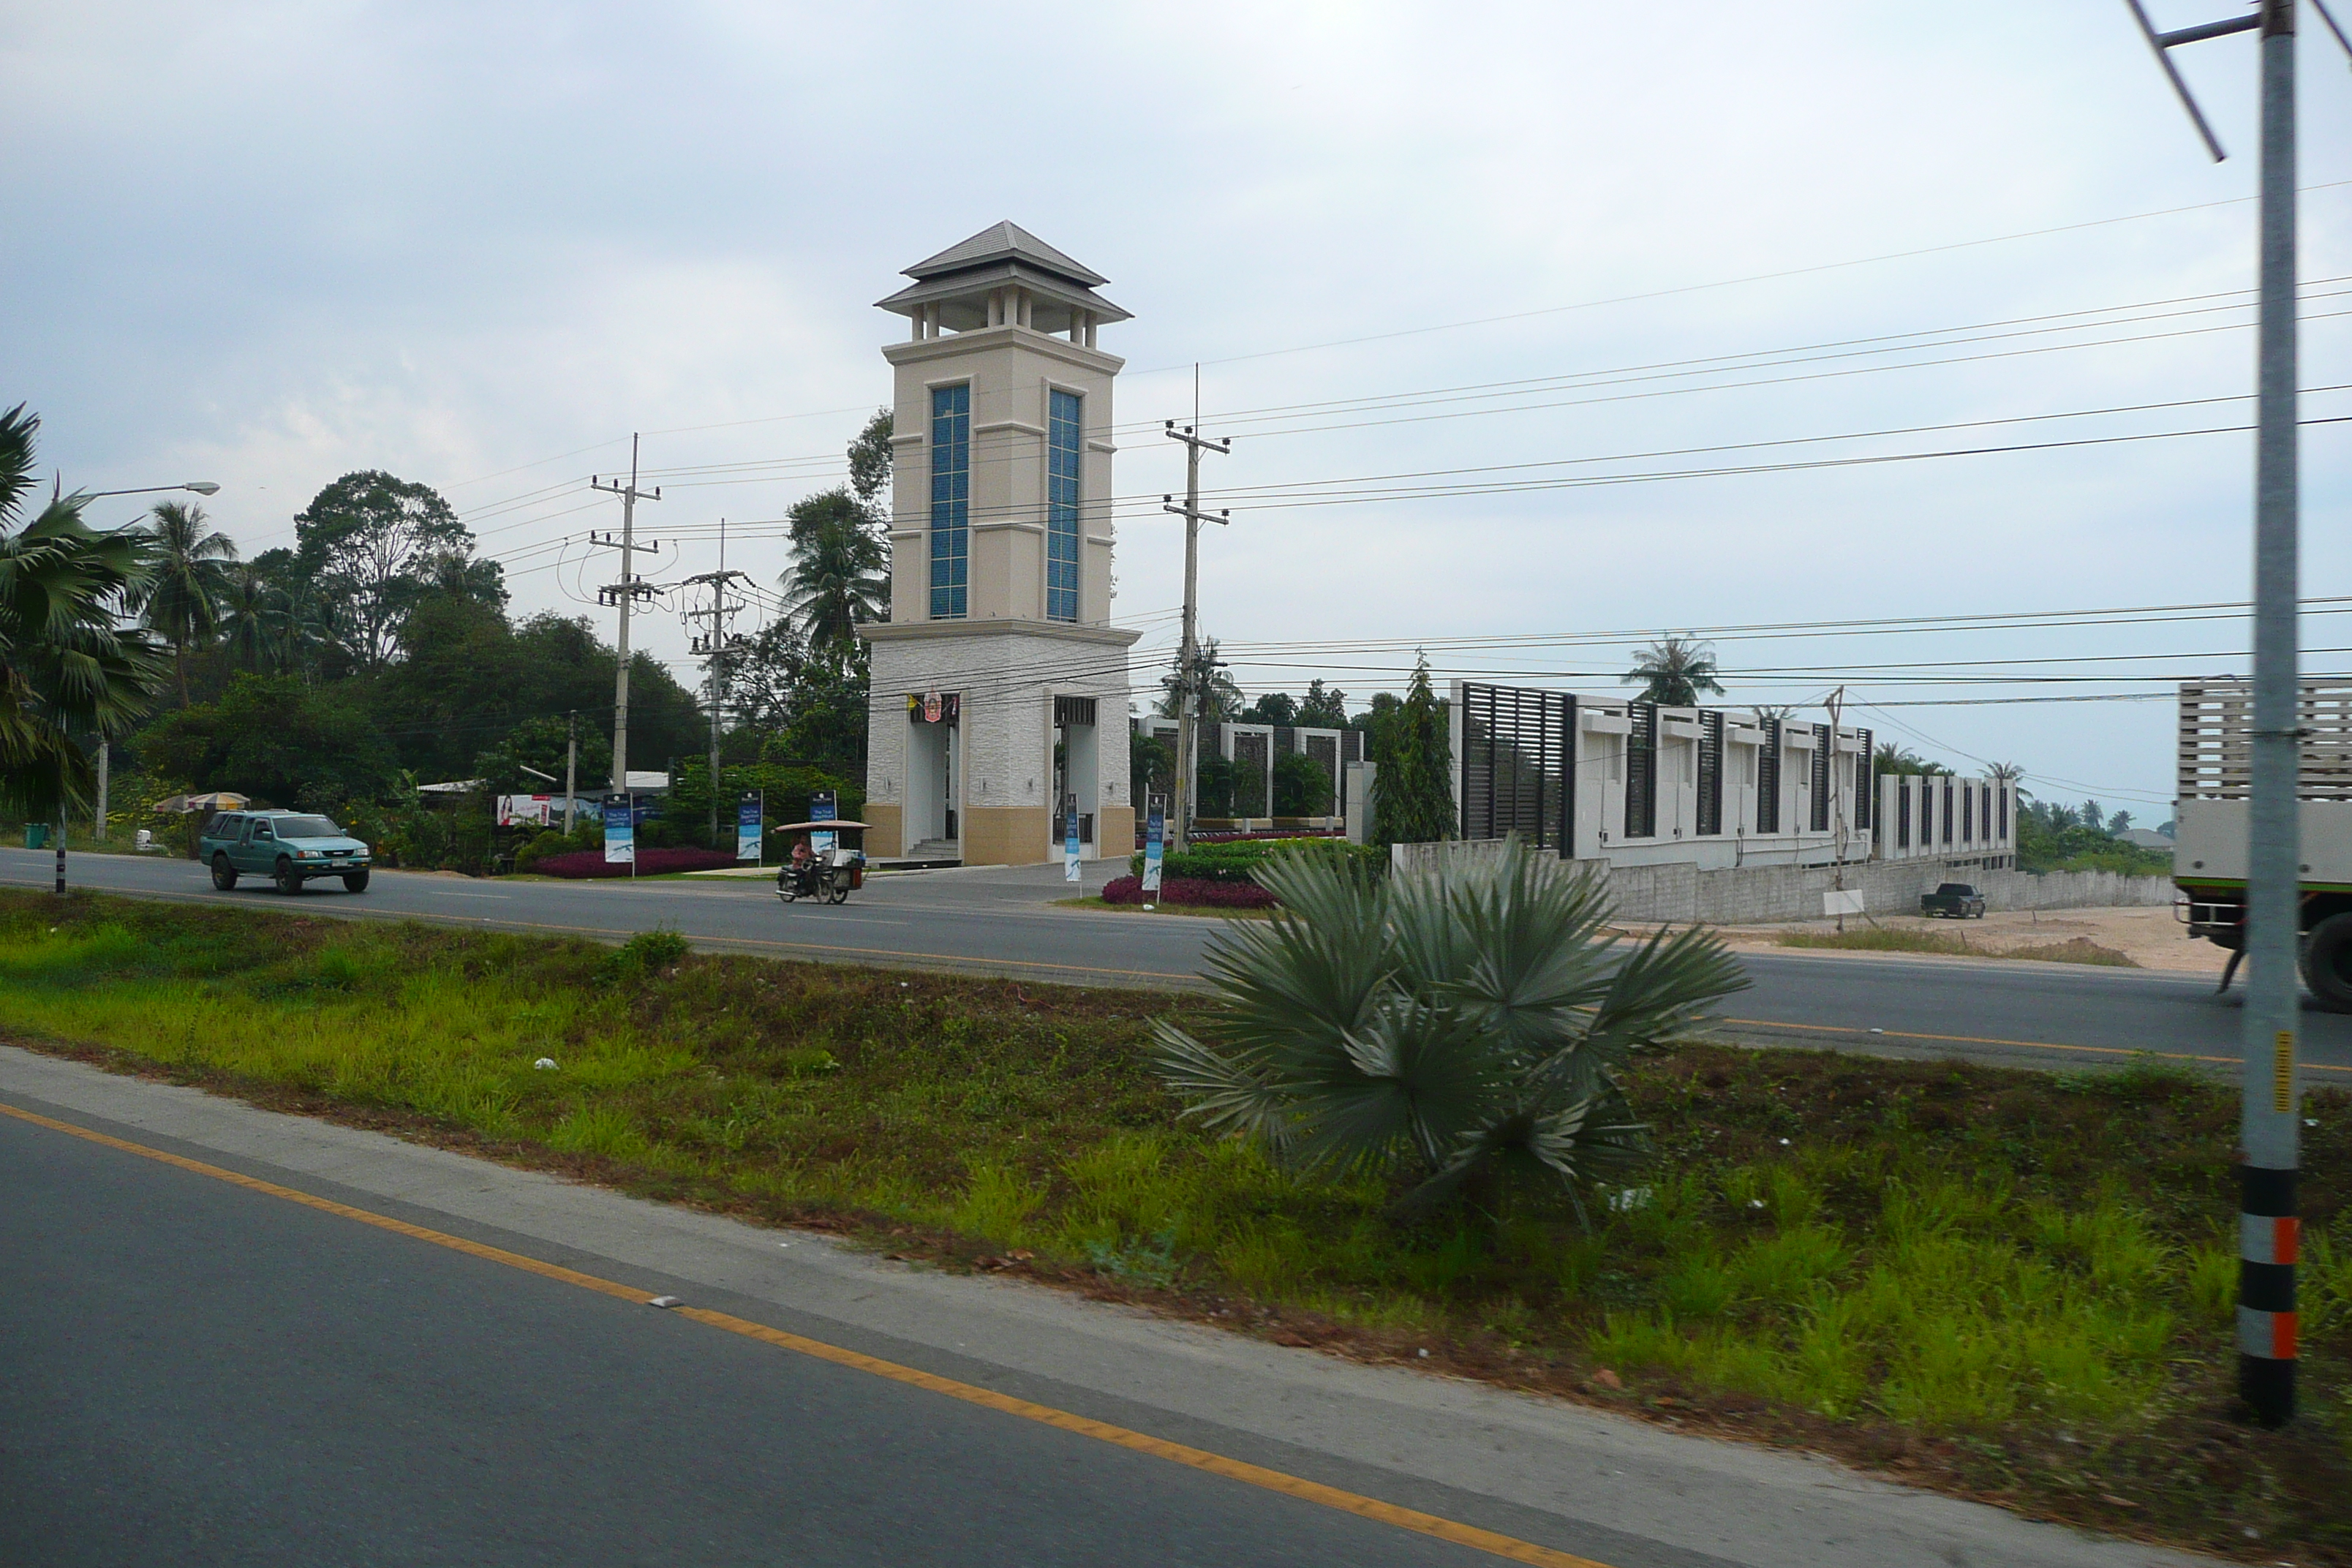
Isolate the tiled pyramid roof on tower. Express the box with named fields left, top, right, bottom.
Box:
left=877, top=222, right=1128, bottom=331
left=901, top=222, right=1109, bottom=287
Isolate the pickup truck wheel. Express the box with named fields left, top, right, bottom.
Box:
left=210, top=854, right=238, bottom=891
left=342, top=869, right=369, bottom=893
left=2299, top=913, right=2352, bottom=1010
left=274, top=856, right=302, bottom=895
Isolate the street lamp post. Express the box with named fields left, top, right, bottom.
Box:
left=78, top=481, right=219, bottom=500
left=45, top=479, right=222, bottom=873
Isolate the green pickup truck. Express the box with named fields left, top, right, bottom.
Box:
left=199, top=810, right=372, bottom=894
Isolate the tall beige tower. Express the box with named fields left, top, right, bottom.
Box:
left=858, top=223, right=1139, bottom=865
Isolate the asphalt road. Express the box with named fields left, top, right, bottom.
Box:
left=0, top=1102, right=1515, bottom=1568
left=7, top=845, right=2350, bottom=1082
left=0, top=1048, right=2209, bottom=1568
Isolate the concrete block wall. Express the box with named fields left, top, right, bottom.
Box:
left=1388, top=839, right=2173, bottom=925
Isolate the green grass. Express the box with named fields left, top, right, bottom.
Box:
left=1, top=889, right=2346, bottom=1559
left=1776, top=926, right=2139, bottom=966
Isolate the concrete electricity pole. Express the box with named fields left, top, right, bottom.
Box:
left=682, top=543, right=751, bottom=848
left=2122, top=0, right=2351, bottom=1425
left=589, top=436, right=663, bottom=798
left=1162, top=369, right=1231, bottom=853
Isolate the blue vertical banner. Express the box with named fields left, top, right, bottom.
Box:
left=1142, top=797, right=1165, bottom=898
left=602, top=794, right=635, bottom=864
left=1064, top=793, right=1081, bottom=883
left=736, top=791, right=764, bottom=862
left=809, top=790, right=837, bottom=856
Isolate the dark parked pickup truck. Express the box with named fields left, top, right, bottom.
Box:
left=1921, top=882, right=1986, bottom=919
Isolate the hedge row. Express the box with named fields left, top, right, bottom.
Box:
left=1125, top=836, right=1384, bottom=886
left=1099, top=875, right=1279, bottom=909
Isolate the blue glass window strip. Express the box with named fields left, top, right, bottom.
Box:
left=1046, top=390, right=1082, bottom=622
left=929, top=384, right=970, bottom=619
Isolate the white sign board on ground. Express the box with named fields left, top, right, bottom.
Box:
left=1823, top=889, right=1866, bottom=917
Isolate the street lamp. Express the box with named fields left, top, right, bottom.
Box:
left=80, top=480, right=219, bottom=500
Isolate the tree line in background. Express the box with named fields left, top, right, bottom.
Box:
left=0, top=402, right=896, bottom=871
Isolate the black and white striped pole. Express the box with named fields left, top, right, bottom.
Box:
left=2120, top=0, right=2352, bottom=1424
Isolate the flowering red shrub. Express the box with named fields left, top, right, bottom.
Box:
left=534, top=848, right=742, bottom=879
left=1099, top=875, right=1278, bottom=909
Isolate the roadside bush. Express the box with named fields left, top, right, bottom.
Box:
left=1127, top=836, right=1380, bottom=886
left=536, top=848, right=739, bottom=879
left=1100, top=875, right=1278, bottom=909
left=1151, top=834, right=1746, bottom=1216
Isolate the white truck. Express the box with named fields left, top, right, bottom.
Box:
left=2175, top=679, right=2352, bottom=1006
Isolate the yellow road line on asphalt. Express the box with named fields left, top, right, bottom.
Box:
left=0, top=1100, right=1610, bottom=1568
left=1722, top=1017, right=2352, bottom=1075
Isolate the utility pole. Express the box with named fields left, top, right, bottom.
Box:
left=1162, top=367, right=1232, bottom=853
left=1827, top=685, right=1849, bottom=933
left=589, top=434, right=663, bottom=798
left=94, top=738, right=108, bottom=842
left=563, top=711, right=579, bottom=836
left=2122, top=0, right=2349, bottom=1426
left=682, top=521, right=751, bottom=849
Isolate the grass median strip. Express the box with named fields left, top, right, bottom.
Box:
left=3, top=888, right=2348, bottom=1562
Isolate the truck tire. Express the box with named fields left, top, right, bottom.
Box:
left=211, top=854, right=238, bottom=891
left=2300, top=913, right=2352, bottom=1010
left=342, top=869, right=369, bottom=893
left=274, top=855, right=302, bottom=895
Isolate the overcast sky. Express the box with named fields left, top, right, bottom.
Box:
left=9, top=2, right=2351, bottom=813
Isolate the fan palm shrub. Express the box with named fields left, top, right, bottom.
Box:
left=1152, top=834, right=1748, bottom=1221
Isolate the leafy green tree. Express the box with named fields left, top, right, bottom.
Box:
left=474, top=715, right=608, bottom=797
left=1151, top=835, right=1747, bottom=1219
left=0, top=404, right=167, bottom=820
left=846, top=407, right=894, bottom=519
left=2079, top=798, right=2106, bottom=834
left=1371, top=655, right=1452, bottom=845
left=1240, top=691, right=1299, bottom=726
left=1272, top=750, right=1333, bottom=815
left=132, top=499, right=238, bottom=701
left=1295, top=679, right=1349, bottom=728
left=728, top=619, right=868, bottom=768
left=780, top=488, right=888, bottom=652
left=1130, top=730, right=1172, bottom=808
left=134, top=671, right=398, bottom=808
left=1624, top=635, right=1723, bottom=706
left=293, top=470, right=480, bottom=668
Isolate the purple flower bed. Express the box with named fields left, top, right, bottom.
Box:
left=1099, top=875, right=1278, bottom=909
left=535, top=848, right=742, bottom=879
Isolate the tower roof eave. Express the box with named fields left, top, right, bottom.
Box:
left=875, top=260, right=1131, bottom=325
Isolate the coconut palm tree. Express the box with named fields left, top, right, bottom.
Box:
left=132, top=499, right=238, bottom=701
left=1624, top=635, right=1724, bottom=706
left=1156, top=637, right=1245, bottom=722
left=779, top=488, right=888, bottom=652
left=1152, top=835, right=1747, bottom=1221
left=0, top=404, right=167, bottom=820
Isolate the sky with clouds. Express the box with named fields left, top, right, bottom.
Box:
left=7, top=1, right=2351, bottom=814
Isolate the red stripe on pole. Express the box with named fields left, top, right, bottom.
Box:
left=2272, top=1311, right=2299, bottom=1359
left=2275, top=1215, right=2300, bottom=1265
